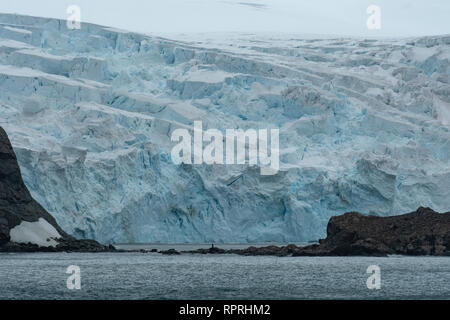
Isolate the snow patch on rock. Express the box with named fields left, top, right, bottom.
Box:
left=10, top=218, right=62, bottom=247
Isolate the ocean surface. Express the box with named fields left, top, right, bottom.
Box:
left=0, top=244, right=449, bottom=300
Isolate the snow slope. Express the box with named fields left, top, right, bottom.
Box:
left=0, top=14, right=449, bottom=243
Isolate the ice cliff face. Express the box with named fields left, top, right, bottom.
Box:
left=0, top=13, right=449, bottom=243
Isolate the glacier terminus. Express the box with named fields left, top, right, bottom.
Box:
left=0, top=13, right=449, bottom=244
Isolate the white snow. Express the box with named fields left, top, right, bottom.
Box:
left=0, top=38, right=33, bottom=49
left=2, top=26, right=32, bottom=34
left=9, top=218, right=62, bottom=247
left=177, top=69, right=235, bottom=83
left=0, top=65, right=108, bottom=89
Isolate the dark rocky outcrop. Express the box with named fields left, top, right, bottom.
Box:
left=186, top=246, right=227, bottom=255
left=185, top=208, right=450, bottom=257
left=160, top=248, right=181, bottom=255
left=186, top=245, right=298, bottom=256
left=294, top=207, right=450, bottom=256
left=0, top=126, right=114, bottom=252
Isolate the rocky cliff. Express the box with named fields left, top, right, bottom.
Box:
left=0, top=126, right=113, bottom=252
left=298, top=207, right=450, bottom=256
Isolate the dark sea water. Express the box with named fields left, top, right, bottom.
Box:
left=0, top=246, right=449, bottom=300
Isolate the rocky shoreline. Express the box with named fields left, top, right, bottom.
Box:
left=0, top=239, right=117, bottom=253
left=1, top=125, right=449, bottom=255
left=159, top=207, right=450, bottom=257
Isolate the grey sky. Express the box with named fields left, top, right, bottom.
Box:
left=0, top=0, right=449, bottom=36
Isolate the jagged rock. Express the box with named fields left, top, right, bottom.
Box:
left=184, top=208, right=450, bottom=256
left=296, top=207, right=450, bottom=256
left=0, top=126, right=113, bottom=252
left=160, top=248, right=181, bottom=255
left=187, top=246, right=227, bottom=254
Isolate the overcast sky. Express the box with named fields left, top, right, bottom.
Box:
left=0, top=0, right=449, bottom=37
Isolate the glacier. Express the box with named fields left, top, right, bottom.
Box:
left=0, top=13, right=449, bottom=243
